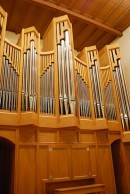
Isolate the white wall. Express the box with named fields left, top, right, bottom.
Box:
left=6, top=31, right=20, bottom=44
left=111, top=26, right=130, bottom=94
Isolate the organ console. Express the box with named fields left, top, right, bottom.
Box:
left=0, top=5, right=130, bottom=194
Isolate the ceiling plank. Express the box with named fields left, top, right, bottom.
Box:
left=96, top=32, right=115, bottom=51
left=23, top=0, right=122, bottom=37
left=79, top=29, right=106, bottom=51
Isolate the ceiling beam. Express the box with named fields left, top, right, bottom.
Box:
left=25, top=0, right=122, bottom=37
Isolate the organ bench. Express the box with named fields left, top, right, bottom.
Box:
left=55, top=184, right=106, bottom=194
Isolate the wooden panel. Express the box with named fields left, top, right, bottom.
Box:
left=122, top=1, right=130, bottom=9
left=59, top=130, right=78, bottom=143
left=99, top=46, right=109, bottom=67
left=69, top=0, right=89, bottom=13
left=80, top=132, right=95, bottom=143
left=17, top=146, right=36, bottom=194
left=19, top=127, right=36, bottom=143
left=97, top=145, right=116, bottom=194
left=75, top=25, right=96, bottom=50
left=80, top=29, right=106, bottom=51
left=39, top=129, right=58, bottom=143
left=94, top=1, right=116, bottom=22
left=71, top=145, right=89, bottom=178
left=96, top=32, right=116, bottom=51
left=109, top=132, right=121, bottom=144
left=104, top=6, right=126, bottom=25
left=89, top=146, right=97, bottom=176
left=73, top=21, right=86, bottom=39
left=116, top=11, right=130, bottom=30
left=38, top=10, right=55, bottom=36
left=37, top=145, right=48, bottom=194
left=72, top=0, right=104, bottom=17
left=49, top=145, right=70, bottom=179
left=6, top=0, right=27, bottom=31
left=43, top=21, right=54, bottom=51
left=122, top=132, right=130, bottom=142
left=96, top=132, right=108, bottom=144
left=0, top=128, right=16, bottom=143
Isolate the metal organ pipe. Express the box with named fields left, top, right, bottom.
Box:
left=0, top=40, right=20, bottom=111
left=110, top=49, right=130, bottom=131
left=56, top=21, right=76, bottom=115
left=21, top=32, right=38, bottom=112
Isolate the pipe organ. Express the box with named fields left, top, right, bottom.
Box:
left=99, top=45, right=130, bottom=131
left=40, top=51, right=55, bottom=114
left=87, top=49, right=104, bottom=118
left=21, top=29, right=39, bottom=112
left=0, top=8, right=129, bottom=131
left=56, top=21, right=76, bottom=115
left=75, top=57, right=91, bottom=118
left=1, top=5, right=130, bottom=194
left=100, top=62, right=117, bottom=121
left=110, top=47, right=130, bottom=130
left=0, top=7, right=7, bottom=51
left=0, top=38, right=20, bottom=111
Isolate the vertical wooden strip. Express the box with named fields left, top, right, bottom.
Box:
left=0, top=11, right=7, bottom=78
left=37, top=32, right=40, bottom=115
left=17, top=29, right=24, bottom=115
left=54, top=18, right=60, bottom=118
left=107, top=46, right=122, bottom=124
left=86, top=49, right=95, bottom=120
left=69, top=23, right=79, bottom=119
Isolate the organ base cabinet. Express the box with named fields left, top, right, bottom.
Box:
left=1, top=126, right=129, bottom=194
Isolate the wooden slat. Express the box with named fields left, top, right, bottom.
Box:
left=122, top=0, right=130, bottom=8
left=96, top=32, right=116, bottom=51
left=79, top=29, right=106, bottom=51
left=24, top=0, right=122, bottom=37
left=93, top=0, right=117, bottom=22
left=115, top=10, right=130, bottom=30
left=75, top=25, right=96, bottom=51
left=104, top=5, right=126, bottom=25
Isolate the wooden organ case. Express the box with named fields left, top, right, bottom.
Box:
left=0, top=6, right=130, bottom=194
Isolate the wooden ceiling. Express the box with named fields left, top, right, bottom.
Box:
left=0, top=0, right=130, bottom=51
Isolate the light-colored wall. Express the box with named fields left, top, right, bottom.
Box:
left=6, top=31, right=43, bottom=50
left=111, top=26, right=130, bottom=94
left=6, top=31, right=20, bottom=44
